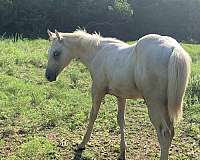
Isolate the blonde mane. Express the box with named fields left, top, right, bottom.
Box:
left=61, top=30, right=127, bottom=51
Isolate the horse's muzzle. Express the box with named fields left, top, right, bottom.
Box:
left=45, top=69, right=57, bottom=82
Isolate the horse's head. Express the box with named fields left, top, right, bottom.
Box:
left=45, top=30, right=74, bottom=82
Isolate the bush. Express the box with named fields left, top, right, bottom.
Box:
left=0, top=0, right=200, bottom=42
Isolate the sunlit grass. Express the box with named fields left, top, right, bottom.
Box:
left=0, top=39, right=199, bottom=159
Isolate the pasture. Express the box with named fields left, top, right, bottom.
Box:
left=0, top=39, right=199, bottom=159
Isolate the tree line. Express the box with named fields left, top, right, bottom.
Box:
left=0, top=0, right=200, bottom=42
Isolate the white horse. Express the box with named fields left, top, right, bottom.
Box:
left=45, top=29, right=191, bottom=160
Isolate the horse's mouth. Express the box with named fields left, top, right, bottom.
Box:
left=45, top=69, right=57, bottom=82
left=47, top=77, right=57, bottom=82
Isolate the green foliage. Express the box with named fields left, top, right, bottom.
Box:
left=113, top=0, right=133, bottom=16
left=0, top=0, right=200, bottom=41
left=0, top=0, right=133, bottom=39
left=185, top=75, right=200, bottom=106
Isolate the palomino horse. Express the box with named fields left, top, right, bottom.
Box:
left=45, top=29, right=191, bottom=160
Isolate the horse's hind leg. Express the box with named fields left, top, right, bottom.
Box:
left=145, top=97, right=174, bottom=160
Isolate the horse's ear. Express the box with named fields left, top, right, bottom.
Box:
left=47, top=29, right=53, bottom=38
left=55, top=29, right=63, bottom=41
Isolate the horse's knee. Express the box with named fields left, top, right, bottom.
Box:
left=159, top=124, right=174, bottom=147
left=161, top=126, right=170, bottom=139
left=162, top=122, right=174, bottom=138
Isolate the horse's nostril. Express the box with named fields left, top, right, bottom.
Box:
left=46, top=74, right=50, bottom=80
left=45, top=70, right=50, bottom=80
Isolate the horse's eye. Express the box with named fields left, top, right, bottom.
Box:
left=53, top=51, right=60, bottom=57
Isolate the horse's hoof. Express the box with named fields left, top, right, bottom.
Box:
left=75, top=144, right=86, bottom=151
left=118, top=155, right=125, bottom=160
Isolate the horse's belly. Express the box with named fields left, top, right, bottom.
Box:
left=108, top=85, right=142, bottom=99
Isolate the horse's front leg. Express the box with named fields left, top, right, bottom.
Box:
left=117, top=97, right=126, bottom=160
left=77, top=85, right=105, bottom=150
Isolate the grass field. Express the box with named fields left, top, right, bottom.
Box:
left=0, top=39, right=199, bottom=160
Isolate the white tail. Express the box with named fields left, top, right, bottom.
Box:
left=168, top=46, right=191, bottom=122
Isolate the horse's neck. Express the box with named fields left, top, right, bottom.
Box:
left=75, top=47, right=99, bottom=69
left=75, top=40, right=133, bottom=69
left=76, top=42, right=117, bottom=68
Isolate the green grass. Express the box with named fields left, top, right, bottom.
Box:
left=0, top=39, right=199, bottom=160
